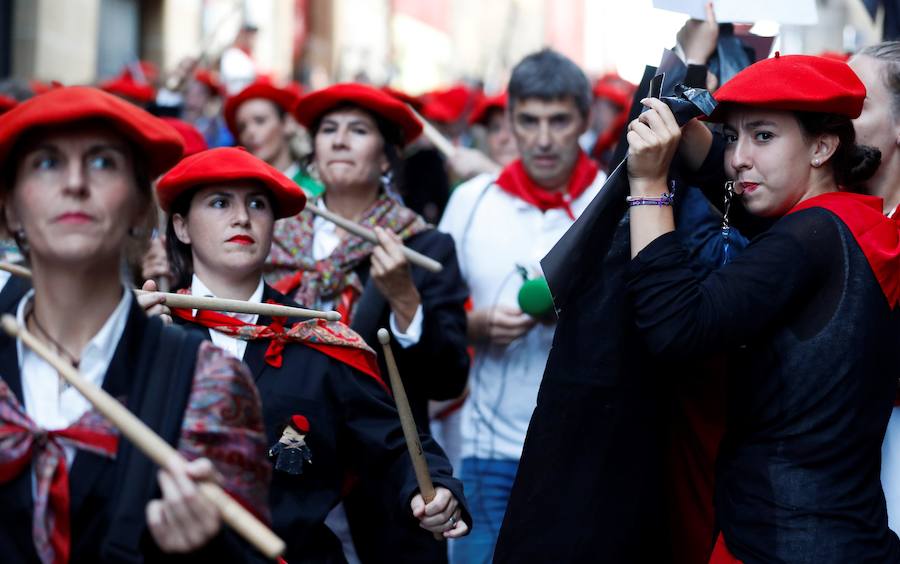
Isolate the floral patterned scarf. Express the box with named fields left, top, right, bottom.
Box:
left=265, top=192, right=429, bottom=320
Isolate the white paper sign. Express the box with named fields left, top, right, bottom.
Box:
left=652, top=0, right=818, bottom=26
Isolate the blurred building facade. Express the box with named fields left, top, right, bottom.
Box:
left=0, top=0, right=889, bottom=93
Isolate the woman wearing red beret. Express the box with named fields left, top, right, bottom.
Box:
left=155, top=146, right=470, bottom=563
left=625, top=54, right=900, bottom=562
left=0, top=86, right=271, bottom=563
left=266, top=83, right=470, bottom=563
left=224, top=79, right=323, bottom=198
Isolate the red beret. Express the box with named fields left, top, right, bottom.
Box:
left=293, top=83, right=423, bottom=146
left=290, top=414, right=309, bottom=433
left=381, top=86, right=424, bottom=112
left=0, top=86, right=183, bottom=178
left=0, top=95, right=18, bottom=116
left=99, top=73, right=156, bottom=105
left=708, top=54, right=866, bottom=122
left=160, top=118, right=208, bottom=157
left=223, top=80, right=300, bottom=137
left=156, top=147, right=306, bottom=219
left=193, top=69, right=223, bottom=97
left=421, top=85, right=473, bottom=124
left=469, top=93, right=507, bottom=126
left=593, top=73, right=636, bottom=109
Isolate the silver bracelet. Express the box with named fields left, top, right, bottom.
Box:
left=625, top=192, right=675, bottom=207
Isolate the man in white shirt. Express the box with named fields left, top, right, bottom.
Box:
left=438, top=49, right=604, bottom=564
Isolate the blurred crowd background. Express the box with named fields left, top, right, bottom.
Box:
left=0, top=0, right=891, bottom=98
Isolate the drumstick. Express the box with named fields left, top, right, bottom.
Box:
left=305, top=205, right=443, bottom=273
left=377, top=328, right=443, bottom=540
left=407, top=105, right=458, bottom=159
left=0, top=263, right=341, bottom=321
left=133, top=291, right=341, bottom=321
left=0, top=315, right=286, bottom=560
left=0, top=262, right=32, bottom=279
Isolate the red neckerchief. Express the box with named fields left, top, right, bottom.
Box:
left=495, top=150, right=599, bottom=220
left=789, top=192, right=900, bottom=308
left=171, top=299, right=387, bottom=392
left=0, top=378, right=118, bottom=564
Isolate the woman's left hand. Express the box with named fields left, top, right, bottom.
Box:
left=137, top=279, right=172, bottom=325
left=626, top=98, right=682, bottom=194
left=370, top=227, right=421, bottom=331
left=410, top=486, right=469, bottom=539
left=146, top=457, right=223, bottom=553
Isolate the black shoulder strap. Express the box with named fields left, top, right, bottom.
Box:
left=100, top=321, right=205, bottom=563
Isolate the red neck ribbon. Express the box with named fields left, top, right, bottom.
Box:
left=495, top=150, right=599, bottom=220
left=789, top=192, right=900, bottom=308
left=0, top=416, right=118, bottom=564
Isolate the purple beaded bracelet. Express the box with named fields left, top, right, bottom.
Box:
left=625, top=192, right=675, bottom=207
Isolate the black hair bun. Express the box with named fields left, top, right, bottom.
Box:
left=838, top=144, right=881, bottom=188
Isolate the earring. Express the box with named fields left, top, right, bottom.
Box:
left=380, top=170, right=394, bottom=189
left=812, top=158, right=821, bottom=167
left=721, top=181, right=735, bottom=266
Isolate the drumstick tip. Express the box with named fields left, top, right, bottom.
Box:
left=377, top=328, right=391, bottom=345
left=325, top=311, right=342, bottom=322
left=1, top=314, right=19, bottom=337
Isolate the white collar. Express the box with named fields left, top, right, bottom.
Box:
left=283, top=161, right=300, bottom=180
left=16, top=286, right=133, bottom=371
left=190, top=274, right=264, bottom=324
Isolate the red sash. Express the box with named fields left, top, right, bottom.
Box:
left=171, top=298, right=386, bottom=392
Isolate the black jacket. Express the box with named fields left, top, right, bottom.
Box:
left=178, top=284, right=470, bottom=564
left=0, top=297, right=259, bottom=563
left=344, top=228, right=469, bottom=564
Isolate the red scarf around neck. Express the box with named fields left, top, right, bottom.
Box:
left=495, top=150, right=599, bottom=219
left=789, top=192, right=900, bottom=308
left=171, top=298, right=386, bottom=392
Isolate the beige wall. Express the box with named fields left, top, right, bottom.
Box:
left=13, top=0, right=101, bottom=84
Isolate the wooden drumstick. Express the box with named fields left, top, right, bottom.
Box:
left=304, top=205, right=443, bottom=274
left=377, top=328, right=443, bottom=540
left=406, top=105, right=458, bottom=160
left=133, top=290, right=341, bottom=321
left=0, top=315, right=286, bottom=559
left=0, top=262, right=32, bottom=279
left=0, top=264, right=341, bottom=321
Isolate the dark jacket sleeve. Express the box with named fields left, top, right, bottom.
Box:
left=396, top=230, right=470, bottom=401
left=626, top=209, right=836, bottom=360
left=333, top=359, right=472, bottom=528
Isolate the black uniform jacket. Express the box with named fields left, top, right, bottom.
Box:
left=345, top=228, right=469, bottom=563
left=0, top=295, right=260, bottom=563
left=177, top=284, right=470, bottom=564
left=349, top=228, right=469, bottom=428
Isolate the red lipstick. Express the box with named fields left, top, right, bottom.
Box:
left=227, top=234, right=255, bottom=245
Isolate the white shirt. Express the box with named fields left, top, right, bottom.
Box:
left=17, top=288, right=133, bottom=469
left=311, top=199, right=424, bottom=348
left=191, top=275, right=264, bottom=361
left=283, top=162, right=300, bottom=182
left=439, top=170, right=606, bottom=460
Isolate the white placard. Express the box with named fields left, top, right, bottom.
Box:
left=652, top=0, right=818, bottom=26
